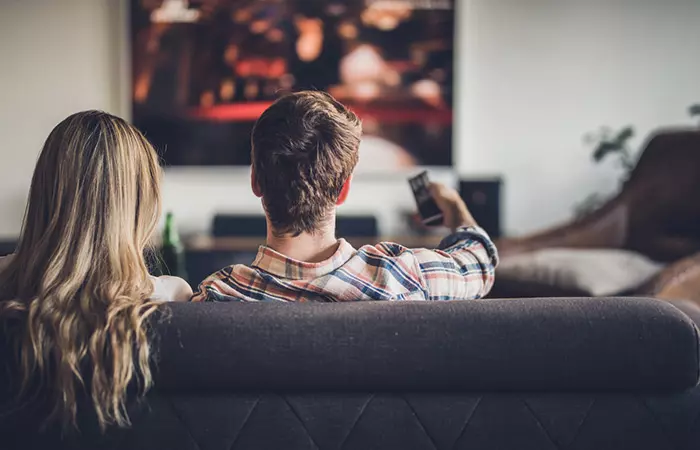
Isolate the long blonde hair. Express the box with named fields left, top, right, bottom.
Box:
left=0, top=110, right=163, bottom=430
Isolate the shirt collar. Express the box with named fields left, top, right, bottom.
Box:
left=251, top=239, right=356, bottom=280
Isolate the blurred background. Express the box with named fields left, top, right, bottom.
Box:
left=132, top=0, right=454, bottom=169
left=1, top=0, right=699, bottom=240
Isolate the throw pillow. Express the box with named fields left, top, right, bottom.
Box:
left=497, top=248, right=664, bottom=297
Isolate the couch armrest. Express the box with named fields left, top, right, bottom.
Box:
left=496, top=202, right=628, bottom=257
left=666, top=299, right=700, bottom=328
left=152, top=298, right=699, bottom=393
left=636, top=252, right=700, bottom=305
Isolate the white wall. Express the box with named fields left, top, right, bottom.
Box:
left=0, top=0, right=120, bottom=238
left=1, top=0, right=699, bottom=238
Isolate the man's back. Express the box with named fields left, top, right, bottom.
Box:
left=190, top=91, right=498, bottom=303
left=192, top=227, right=498, bottom=302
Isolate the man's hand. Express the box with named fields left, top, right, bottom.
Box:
left=428, top=182, right=477, bottom=231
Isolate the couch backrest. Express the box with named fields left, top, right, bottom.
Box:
left=1, top=297, right=699, bottom=448
left=623, top=129, right=700, bottom=258
left=142, top=298, right=699, bottom=393
left=2, top=298, right=697, bottom=397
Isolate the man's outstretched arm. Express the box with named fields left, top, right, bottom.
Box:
left=415, top=183, right=499, bottom=300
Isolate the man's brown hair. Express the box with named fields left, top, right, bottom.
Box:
left=251, top=91, right=362, bottom=236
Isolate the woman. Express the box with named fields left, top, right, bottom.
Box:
left=0, top=110, right=192, bottom=431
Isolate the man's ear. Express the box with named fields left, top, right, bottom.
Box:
left=336, top=177, right=351, bottom=205
left=251, top=168, right=262, bottom=198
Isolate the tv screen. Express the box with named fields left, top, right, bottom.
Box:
left=131, top=0, right=455, bottom=171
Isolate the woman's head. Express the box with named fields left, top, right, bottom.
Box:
left=21, top=110, right=161, bottom=276
left=0, top=110, right=163, bottom=430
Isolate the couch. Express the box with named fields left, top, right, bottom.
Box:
left=639, top=251, right=700, bottom=305
left=1, top=298, right=699, bottom=450
left=492, top=129, right=700, bottom=299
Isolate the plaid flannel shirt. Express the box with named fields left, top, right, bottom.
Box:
left=190, top=226, right=498, bottom=302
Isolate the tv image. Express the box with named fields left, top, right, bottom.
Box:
left=130, top=0, right=455, bottom=171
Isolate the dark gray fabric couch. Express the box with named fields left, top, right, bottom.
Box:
left=1, top=297, right=699, bottom=450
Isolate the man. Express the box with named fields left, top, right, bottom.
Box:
left=191, top=91, right=498, bottom=302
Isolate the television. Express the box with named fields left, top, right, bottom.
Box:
left=130, top=0, right=455, bottom=171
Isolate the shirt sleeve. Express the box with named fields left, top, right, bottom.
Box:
left=189, top=273, right=223, bottom=302
left=413, top=226, right=499, bottom=300
left=190, top=268, right=244, bottom=302
left=190, top=282, right=209, bottom=302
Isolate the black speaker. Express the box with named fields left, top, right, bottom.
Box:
left=0, top=240, right=17, bottom=257
left=459, top=179, right=502, bottom=238
left=336, top=215, right=379, bottom=238
left=212, top=214, right=267, bottom=237
left=212, top=214, right=379, bottom=238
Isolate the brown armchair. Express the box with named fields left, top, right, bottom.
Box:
left=491, top=128, right=700, bottom=298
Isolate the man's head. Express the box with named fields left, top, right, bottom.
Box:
left=251, top=91, right=362, bottom=236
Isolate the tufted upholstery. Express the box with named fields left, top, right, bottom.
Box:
left=3, top=391, right=700, bottom=450
left=1, top=298, right=699, bottom=450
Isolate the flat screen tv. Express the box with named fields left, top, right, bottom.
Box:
left=130, top=0, right=455, bottom=171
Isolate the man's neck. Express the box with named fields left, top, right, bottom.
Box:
left=265, top=219, right=339, bottom=263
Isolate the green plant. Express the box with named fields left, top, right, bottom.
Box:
left=574, top=126, right=636, bottom=218
left=690, top=103, right=700, bottom=124
left=584, top=126, right=636, bottom=173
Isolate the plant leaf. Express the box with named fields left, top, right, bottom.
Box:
left=616, top=126, right=634, bottom=142
left=593, top=142, right=620, bottom=162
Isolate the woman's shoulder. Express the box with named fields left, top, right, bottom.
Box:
left=150, top=275, right=193, bottom=302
